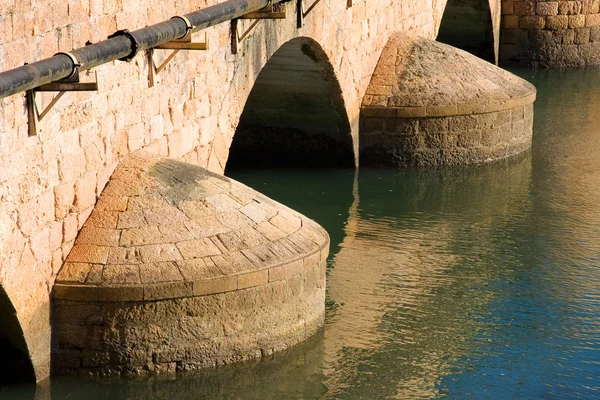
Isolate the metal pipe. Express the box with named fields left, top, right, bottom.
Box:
left=0, top=0, right=284, bottom=99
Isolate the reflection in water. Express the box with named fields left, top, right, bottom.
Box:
left=324, top=156, right=532, bottom=399
left=5, top=67, right=600, bottom=399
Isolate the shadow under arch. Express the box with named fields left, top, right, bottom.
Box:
left=437, top=0, right=496, bottom=63
left=226, top=37, right=354, bottom=170
left=0, top=286, right=35, bottom=385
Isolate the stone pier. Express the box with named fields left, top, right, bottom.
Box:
left=52, top=152, right=329, bottom=376
left=360, top=33, right=536, bottom=167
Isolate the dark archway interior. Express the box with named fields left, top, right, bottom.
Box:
left=0, top=287, right=35, bottom=384
left=437, top=0, right=495, bottom=63
left=226, top=38, right=354, bottom=170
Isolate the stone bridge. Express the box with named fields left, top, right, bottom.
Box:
left=0, top=0, right=571, bottom=383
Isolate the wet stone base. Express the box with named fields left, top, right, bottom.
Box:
left=360, top=104, right=533, bottom=167
left=227, top=124, right=354, bottom=168
left=52, top=259, right=325, bottom=377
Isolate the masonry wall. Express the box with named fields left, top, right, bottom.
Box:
left=0, top=0, right=448, bottom=381
left=500, top=0, right=600, bottom=66
left=361, top=104, right=534, bottom=167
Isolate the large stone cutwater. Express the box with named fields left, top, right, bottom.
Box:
left=52, top=152, right=329, bottom=376
left=361, top=32, right=536, bottom=167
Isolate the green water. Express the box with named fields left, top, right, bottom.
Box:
left=4, top=67, right=600, bottom=399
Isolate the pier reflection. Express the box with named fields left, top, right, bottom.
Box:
left=323, top=155, right=532, bottom=399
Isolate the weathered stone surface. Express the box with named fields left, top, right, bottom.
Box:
left=52, top=152, right=329, bottom=376
left=501, top=0, right=600, bottom=66
left=361, top=33, right=536, bottom=167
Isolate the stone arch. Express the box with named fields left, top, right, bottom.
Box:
left=0, top=286, right=35, bottom=384
left=436, top=0, right=500, bottom=64
left=226, top=37, right=354, bottom=170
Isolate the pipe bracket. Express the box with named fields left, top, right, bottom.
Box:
left=108, top=29, right=140, bottom=62
left=232, top=2, right=286, bottom=54
left=27, top=71, right=98, bottom=136
left=148, top=17, right=208, bottom=88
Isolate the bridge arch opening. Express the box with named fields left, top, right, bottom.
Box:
left=437, top=0, right=495, bottom=63
left=0, top=286, right=35, bottom=384
left=226, top=37, right=354, bottom=170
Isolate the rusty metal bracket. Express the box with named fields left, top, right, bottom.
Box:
left=231, top=2, right=286, bottom=54
left=147, top=16, right=209, bottom=87
left=26, top=68, right=98, bottom=137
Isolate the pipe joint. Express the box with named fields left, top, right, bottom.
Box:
left=54, top=52, right=81, bottom=80
left=108, top=29, right=140, bottom=62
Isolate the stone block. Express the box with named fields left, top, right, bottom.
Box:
left=418, top=117, right=448, bottom=134
left=117, top=210, right=147, bottom=229
left=520, top=16, right=546, bottom=29
left=139, top=261, right=184, bottom=284
left=503, top=16, right=520, bottom=29
left=86, top=209, right=118, bottom=229
left=77, top=226, right=120, bottom=247
left=449, top=115, right=478, bottom=131
left=269, top=259, right=303, bottom=282
left=590, top=25, right=600, bottom=40
left=57, top=262, right=91, bottom=283
left=514, top=1, right=535, bottom=16
left=546, top=15, right=569, bottom=29
left=559, top=1, right=583, bottom=15
left=502, top=2, right=515, bottom=14
left=95, top=195, right=128, bottom=212
left=66, top=244, right=109, bottom=264
left=54, top=284, right=97, bottom=301
left=176, top=237, right=221, bottom=259
left=54, top=182, right=75, bottom=220
left=536, top=2, right=559, bottom=15
left=49, top=221, right=63, bottom=251
left=96, top=286, right=143, bottom=302
left=582, top=0, right=600, bottom=14
left=107, top=247, right=143, bottom=265
left=193, top=276, right=237, bottom=296
left=102, top=264, right=141, bottom=285
left=575, top=27, right=591, bottom=43
left=74, top=175, right=98, bottom=212
left=242, top=245, right=281, bottom=267
left=138, top=243, right=183, bottom=263
left=144, top=282, right=193, bottom=300
left=237, top=270, right=268, bottom=289
left=63, top=213, right=79, bottom=244
left=143, top=206, right=188, bottom=226
left=586, top=13, right=600, bottom=26
left=569, top=14, right=586, bottom=28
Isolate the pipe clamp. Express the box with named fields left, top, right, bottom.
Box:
left=54, top=52, right=81, bottom=79
left=108, top=29, right=140, bottom=62
left=171, top=15, right=195, bottom=39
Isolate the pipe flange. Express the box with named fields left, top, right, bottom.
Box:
left=54, top=51, right=81, bottom=79
left=108, top=29, right=140, bottom=62
left=171, top=15, right=195, bottom=39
